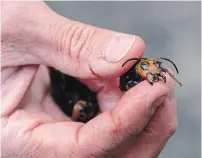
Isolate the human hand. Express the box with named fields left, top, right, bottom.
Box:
left=1, top=1, right=177, bottom=158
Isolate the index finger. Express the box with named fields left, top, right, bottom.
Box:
left=77, top=73, right=175, bottom=156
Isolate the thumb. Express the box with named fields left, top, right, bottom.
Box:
left=40, top=5, right=145, bottom=79
left=2, top=2, right=145, bottom=79
left=46, top=23, right=145, bottom=79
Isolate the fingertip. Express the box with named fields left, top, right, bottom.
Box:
left=134, top=36, right=146, bottom=56
left=119, top=36, right=146, bottom=71
left=123, top=35, right=146, bottom=61
left=89, top=34, right=146, bottom=79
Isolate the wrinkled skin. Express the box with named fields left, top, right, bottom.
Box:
left=1, top=1, right=178, bottom=158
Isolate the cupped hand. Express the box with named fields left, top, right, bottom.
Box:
left=1, top=1, right=177, bottom=158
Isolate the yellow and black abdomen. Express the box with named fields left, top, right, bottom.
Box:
left=49, top=67, right=99, bottom=123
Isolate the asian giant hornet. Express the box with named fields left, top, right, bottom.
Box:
left=49, top=57, right=182, bottom=123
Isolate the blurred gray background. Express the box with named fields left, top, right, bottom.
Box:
left=46, top=2, right=201, bottom=158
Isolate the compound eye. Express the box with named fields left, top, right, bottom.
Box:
left=156, top=61, right=161, bottom=68
left=140, top=62, right=148, bottom=70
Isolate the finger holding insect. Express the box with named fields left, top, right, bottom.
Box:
left=120, top=86, right=177, bottom=158
left=77, top=69, right=175, bottom=156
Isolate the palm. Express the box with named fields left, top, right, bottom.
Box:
left=4, top=64, right=128, bottom=157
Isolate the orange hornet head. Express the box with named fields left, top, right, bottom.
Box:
left=122, top=57, right=182, bottom=86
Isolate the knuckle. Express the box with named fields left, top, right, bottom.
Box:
left=109, top=109, right=138, bottom=145
left=50, top=22, right=97, bottom=77
left=164, top=121, right=178, bottom=137
left=51, top=23, right=72, bottom=55
left=69, top=24, right=95, bottom=59
left=52, top=22, right=95, bottom=60
left=108, top=111, right=125, bottom=145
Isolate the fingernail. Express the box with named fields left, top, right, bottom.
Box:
left=104, top=33, right=136, bottom=62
